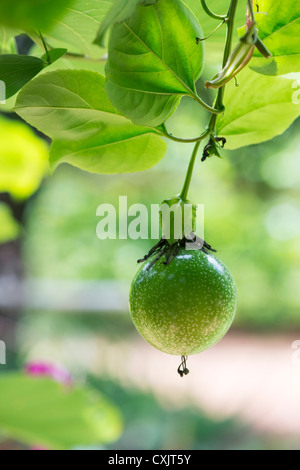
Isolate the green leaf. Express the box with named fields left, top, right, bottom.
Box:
left=106, top=0, right=204, bottom=127
left=0, top=203, right=20, bottom=244
left=41, top=48, right=67, bottom=64
left=0, top=116, right=48, bottom=199
left=0, top=50, right=66, bottom=99
left=0, top=373, right=122, bottom=450
left=217, top=67, right=300, bottom=149
left=0, top=0, right=75, bottom=32
left=95, top=0, right=157, bottom=47
left=0, top=55, right=46, bottom=99
left=50, top=132, right=166, bottom=174
left=44, top=0, right=113, bottom=58
left=249, top=0, right=300, bottom=76
left=14, top=70, right=167, bottom=174
left=0, top=96, right=17, bottom=113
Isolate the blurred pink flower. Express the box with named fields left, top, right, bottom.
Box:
left=25, top=362, right=73, bottom=386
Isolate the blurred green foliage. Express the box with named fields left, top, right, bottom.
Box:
left=0, top=115, right=48, bottom=200
left=0, top=203, right=20, bottom=243
left=0, top=27, right=18, bottom=54
left=0, top=373, right=123, bottom=450
left=0, top=0, right=75, bottom=32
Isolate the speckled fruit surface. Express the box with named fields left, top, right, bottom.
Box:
left=129, top=248, right=238, bottom=356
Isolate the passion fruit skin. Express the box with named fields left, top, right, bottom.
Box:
left=129, top=248, right=238, bottom=356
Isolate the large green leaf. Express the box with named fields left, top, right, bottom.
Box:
left=217, top=67, right=300, bottom=149
left=97, top=0, right=247, bottom=64
left=0, top=0, right=75, bottom=32
left=95, top=0, right=157, bottom=46
left=0, top=50, right=66, bottom=99
left=249, top=0, right=300, bottom=76
left=44, top=0, right=113, bottom=58
left=105, top=0, right=204, bottom=127
left=0, top=373, right=122, bottom=450
left=14, top=70, right=167, bottom=174
left=0, top=116, right=48, bottom=200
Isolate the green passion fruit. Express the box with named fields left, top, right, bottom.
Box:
left=129, top=248, right=238, bottom=357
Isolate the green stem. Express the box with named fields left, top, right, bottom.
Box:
left=208, top=0, right=239, bottom=132
left=192, top=92, right=225, bottom=114
left=179, top=0, right=239, bottom=202
left=198, top=19, right=227, bottom=42
left=39, top=31, right=50, bottom=63
left=247, top=0, right=256, bottom=23
left=200, top=0, right=227, bottom=21
left=180, top=141, right=202, bottom=200
left=159, top=127, right=210, bottom=144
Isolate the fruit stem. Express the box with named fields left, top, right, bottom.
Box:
left=180, top=141, right=201, bottom=201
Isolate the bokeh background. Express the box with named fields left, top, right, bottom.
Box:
left=1, top=20, right=300, bottom=450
